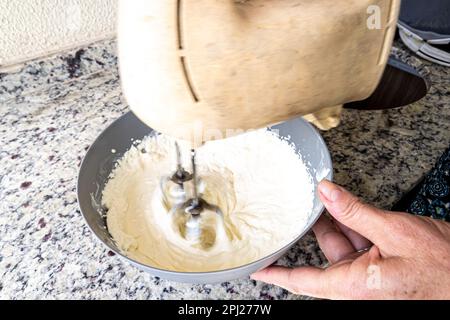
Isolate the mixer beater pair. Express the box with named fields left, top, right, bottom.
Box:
left=160, top=142, right=224, bottom=249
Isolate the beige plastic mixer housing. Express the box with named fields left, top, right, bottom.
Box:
left=118, top=0, right=400, bottom=143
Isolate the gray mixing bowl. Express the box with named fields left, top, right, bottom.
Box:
left=77, top=112, right=333, bottom=283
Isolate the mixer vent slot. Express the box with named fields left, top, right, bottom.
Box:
left=176, top=0, right=183, bottom=50
left=180, top=56, right=199, bottom=102
left=177, top=0, right=199, bottom=102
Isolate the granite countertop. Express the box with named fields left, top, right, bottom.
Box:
left=1, top=39, right=449, bottom=300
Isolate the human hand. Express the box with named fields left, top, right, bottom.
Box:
left=251, top=180, right=450, bottom=299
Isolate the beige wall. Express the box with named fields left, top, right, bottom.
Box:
left=0, top=0, right=117, bottom=67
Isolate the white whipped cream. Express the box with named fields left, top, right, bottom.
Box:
left=103, top=129, right=314, bottom=272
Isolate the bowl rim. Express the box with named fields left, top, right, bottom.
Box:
left=77, top=112, right=333, bottom=277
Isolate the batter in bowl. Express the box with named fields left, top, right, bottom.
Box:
left=102, top=129, right=314, bottom=272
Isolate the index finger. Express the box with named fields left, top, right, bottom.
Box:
left=252, top=266, right=327, bottom=297
left=251, top=249, right=377, bottom=300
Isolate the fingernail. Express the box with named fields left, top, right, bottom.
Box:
left=319, top=180, right=342, bottom=202
left=250, top=273, right=259, bottom=280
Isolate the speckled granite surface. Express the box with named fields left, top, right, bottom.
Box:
left=0, top=39, right=449, bottom=300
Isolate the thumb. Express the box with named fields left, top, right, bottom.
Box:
left=318, top=180, right=388, bottom=245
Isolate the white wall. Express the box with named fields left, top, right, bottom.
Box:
left=0, top=0, right=117, bottom=67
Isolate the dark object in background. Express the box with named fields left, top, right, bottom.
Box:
left=344, top=57, right=428, bottom=110
left=348, top=1, right=450, bottom=220
left=398, top=0, right=450, bottom=66
left=392, top=146, right=450, bottom=222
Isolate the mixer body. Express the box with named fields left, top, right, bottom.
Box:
left=119, top=0, right=400, bottom=143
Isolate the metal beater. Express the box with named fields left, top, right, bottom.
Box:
left=160, top=142, right=223, bottom=249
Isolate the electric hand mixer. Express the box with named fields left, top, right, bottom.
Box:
left=118, top=0, right=400, bottom=248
